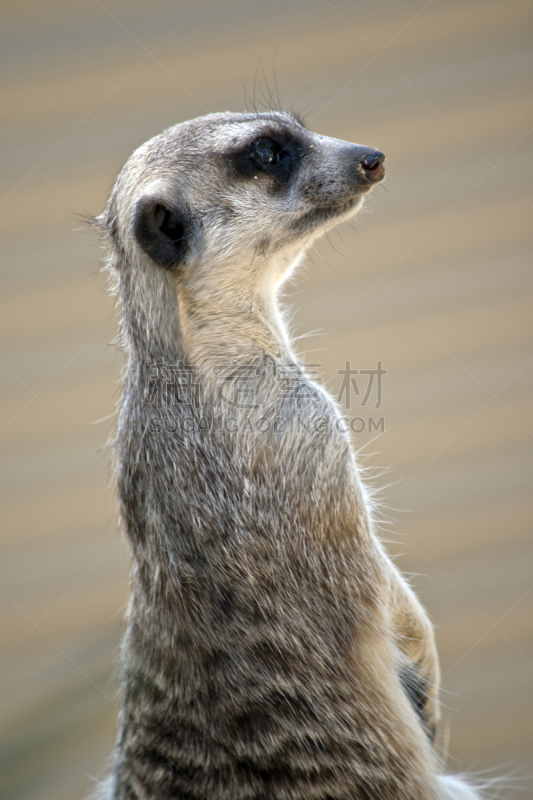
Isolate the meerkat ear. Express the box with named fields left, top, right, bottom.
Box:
left=133, top=197, right=190, bottom=270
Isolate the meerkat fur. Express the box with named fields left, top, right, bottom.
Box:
left=93, top=110, right=482, bottom=799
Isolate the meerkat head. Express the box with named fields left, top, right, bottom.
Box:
left=101, top=111, right=384, bottom=298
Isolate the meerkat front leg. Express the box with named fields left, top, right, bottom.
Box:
left=387, top=566, right=441, bottom=740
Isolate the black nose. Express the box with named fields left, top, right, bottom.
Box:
left=360, top=149, right=385, bottom=181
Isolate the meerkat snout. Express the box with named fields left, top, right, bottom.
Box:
left=359, top=148, right=386, bottom=181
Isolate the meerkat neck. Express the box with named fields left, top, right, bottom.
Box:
left=176, top=253, right=300, bottom=367
left=116, top=253, right=182, bottom=365
left=177, top=291, right=290, bottom=364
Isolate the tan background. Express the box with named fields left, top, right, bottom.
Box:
left=1, top=1, right=532, bottom=798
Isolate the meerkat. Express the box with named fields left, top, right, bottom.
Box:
left=93, top=110, right=482, bottom=799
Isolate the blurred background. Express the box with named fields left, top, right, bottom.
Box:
left=0, top=0, right=532, bottom=797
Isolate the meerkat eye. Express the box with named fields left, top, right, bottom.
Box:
left=248, top=137, right=287, bottom=169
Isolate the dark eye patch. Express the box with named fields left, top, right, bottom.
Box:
left=228, top=131, right=305, bottom=185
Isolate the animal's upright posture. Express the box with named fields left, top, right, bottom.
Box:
left=95, top=111, right=481, bottom=799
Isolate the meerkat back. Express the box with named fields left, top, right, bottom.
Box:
left=93, top=111, right=482, bottom=800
